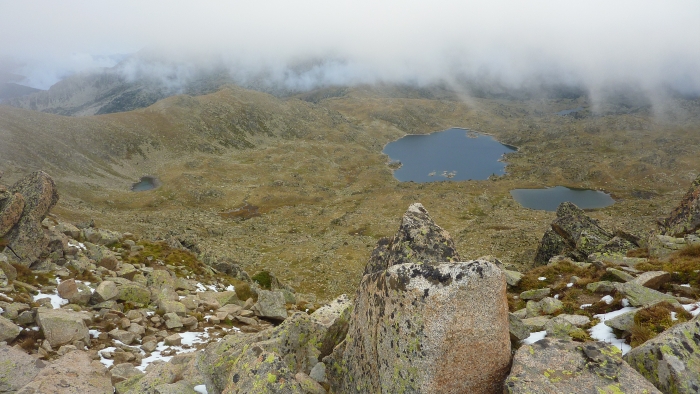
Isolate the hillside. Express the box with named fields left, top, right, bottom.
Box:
left=2, top=84, right=700, bottom=298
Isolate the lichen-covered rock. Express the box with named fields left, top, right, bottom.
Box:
left=625, top=315, right=700, bottom=393
left=117, top=282, right=151, bottom=306
left=4, top=171, right=59, bottom=266
left=0, top=192, right=24, bottom=237
left=520, top=287, right=551, bottom=301
left=0, top=344, right=47, bottom=392
left=336, top=261, right=510, bottom=393
left=505, top=339, right=661, bottom=393
left=509, top=312, right=531, bottom=342
left=659, top=174, right=700, bottom=237
left=504, top=269, right=523, bottom=287
left=534, top=229, right=567, bottom=265
left=363, top=203, right=460, bottom=274
left=36, top=308, right=91, bottom=348
left=252, top=290, right=287, bottom=321
left=544, top=316, right=586, bottom=340
left=17, top=350, right=112, bottom=393
left=606, top=267, right=635, bottom=282
left=308, top=294, right=352, bottom=357
left=83, top=227, right=121, bottom=246
left=586, top=281, right=617, bottom=293
left=116, top=361, right=179, bottom=394
left=197, top=308, right=350, bottom=394
left=535, top=202, right=635, bottom=265
left=614, top=282, right=680, bottom=307
left=363, top=237, right=390, bottom=275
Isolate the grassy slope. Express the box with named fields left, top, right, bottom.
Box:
left=1, top=85, right=699, bottom=299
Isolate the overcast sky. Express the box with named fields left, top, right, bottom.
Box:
left=1, top=0, right=699, bottom=94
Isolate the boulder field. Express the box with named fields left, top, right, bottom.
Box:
left=2, top=171, right=700, bottom=393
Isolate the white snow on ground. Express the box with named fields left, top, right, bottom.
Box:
left=225, top=285, right=235, bottom=292
left=589, top=307, right=637, bottom=355
left=580, top=303, right=592, bottom=309
left=97, top=327, right=237, bottom=372
left=33, top=292, right=68, bottom=309
left=683, top=302, right=700, bottom=317
left=538, top=277, right=547, bottom=281
left=566, top=283, right=574, bottom=288
left=681, top=284, right=691, bottom=287
left=194, top=385, right=208, bottom=394
left=600, top=295, right=614, bottom=305
left=621, top=298, right=630, bottom=307
left=522, top=330, right=547, bottom=345
left=89, top=329, right=101, bottom=339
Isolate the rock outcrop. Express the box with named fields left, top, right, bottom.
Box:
left=659, top=174, right=700, bottom=237
left=16, top=349, right=113, bottom=393
left=505, top=339, right=661, bottom=393
left=0, top=171, right=59, bottom=266
left=197, top=294, right=352, bottom=393
left=0, top=344, right=48, bottom=392
left=624, top=315, right=700, bottom=393
left=364, top=203, right=460, bottom=275
left=534, top=202, right=638, bottom=264
left=329, top=204, right=510, bottom=393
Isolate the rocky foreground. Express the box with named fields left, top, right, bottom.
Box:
left=2, top=170, right=700, bottom=393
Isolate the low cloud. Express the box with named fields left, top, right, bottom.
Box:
left=1, top=0, right=698, bottom=103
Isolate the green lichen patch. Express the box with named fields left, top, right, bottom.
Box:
left=252, top=271, right=273, bottom=290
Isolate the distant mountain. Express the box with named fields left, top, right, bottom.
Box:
left=0, top=82, right=41, bottom=101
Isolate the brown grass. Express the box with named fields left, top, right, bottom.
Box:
left=630, top=302, right=692, bottom=347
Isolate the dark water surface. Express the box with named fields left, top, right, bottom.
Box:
left=382, top=128, right=516, bottom=183
left=131, top=176, right=159, bottom=191
left=510, top=186, right=614, bottom=211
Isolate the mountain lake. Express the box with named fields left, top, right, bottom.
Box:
left=382, top=128, right=516, bottom=183
left=510, top=186, right=614, bottom=211
left=131, top=176, right=160, bottom=192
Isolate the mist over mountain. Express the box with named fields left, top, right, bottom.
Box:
left=0, top=1, right=698, bottom=115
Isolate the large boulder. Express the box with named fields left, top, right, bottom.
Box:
left=624, top=315, right=700, bottom=393
left=659, top=174, right=700, bottom=237
left=334, top=260, right=510, bottom=393
left=4, top=171, right=59, bottom=266
left=0, top=315, right=21, bottom=342
left=505, top=339, right=661, bottom=393
left=36, top=308, right=91, bottom=348
left=251, top=289, right=287, bottom=321
left=534, top=202, right=636, bottom=264
left=16, top=350, right=112, bottom=393
left=0, top=344, right=47, bottom=392
left=364, top=203, right=460, bottom=274
left=0, top=192, right=24, bottom=237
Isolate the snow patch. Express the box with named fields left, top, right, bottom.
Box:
left=589, top=307, right=637, bottom=355
left=194, top=385, right=208, bottom=394
left=522, top=330, right=546, bottom=345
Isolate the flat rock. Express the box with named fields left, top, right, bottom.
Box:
left=505, top=339, right=661, bottom=393
left=556, top=314, right=591, bottom=327
left=521, top=315, right=551, bottom=331
left=604, top=309, right=638, bottom=332
left=606, top=267, right=635, bottom=282
left=632, top=271, right=671, bottom=290
left=110, top=362, right=143, bottom=385
left=586, top=281, right=618, bottom=293
left=336, top=260, right=510, bottom=393
left=520, top=287, right=551, bottom=301
left=504, top=270, right=523, bottom=287
left=614, top=281, right=680, bottom=307
left=116, top=282, right=151, bottom=306
left=543, top=316, right=586, bottom=340
left=36, top=308, right=91, bottom=348
left=17, top=350, right=112, bottom=394
left=0, top=344, right=47, bottom=392
left=92, top=280, right=119, bottom=303
left=625, top=315, right=700, bottom=393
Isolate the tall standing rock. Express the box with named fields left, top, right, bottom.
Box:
left=337, top=261, right=510, bottom=393
left=4, top=171, right=59, bottom=266
left=364, top=203, right=460, bottom=275
left=534, top=202, right=636, bottom=264
left=659, top=174, right=700, bottom=237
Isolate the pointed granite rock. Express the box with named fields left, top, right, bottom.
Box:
left=364, top=203, right=460, bottom=275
